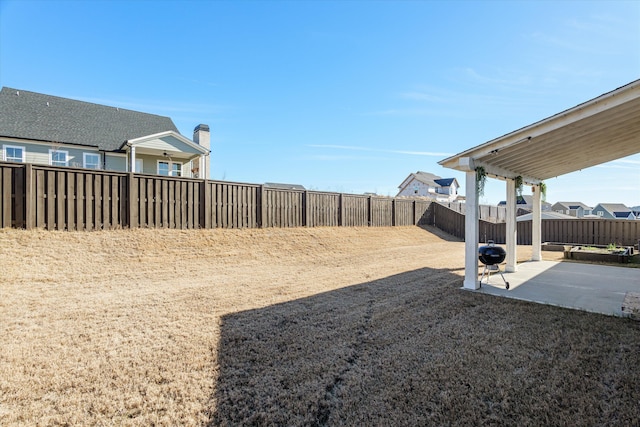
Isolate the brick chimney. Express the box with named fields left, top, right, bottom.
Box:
left=193, top=124, right=211, bottom=179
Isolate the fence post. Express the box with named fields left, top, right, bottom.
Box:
left=259, top=184, right=266, bottom=228
left=25, top=163, right=34, bottom=229
left=303, top=190, right=309, bottom=227
left=201, top=179, right=211, bottom=229
left=128, top=172, right=136, bottom=229
left=368, top=196, right=373, bottom=226
left=392, top=198, right=396, bottom=227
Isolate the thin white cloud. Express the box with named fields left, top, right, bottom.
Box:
left=308, top=144, right=452, bottom=157
left=615, top=158, right=640, bottom=165
left=463, top=68, right=534, bottom=88
left=363, top=108, right=460, bottom=117
left=595, top=158, right=640, bottom=170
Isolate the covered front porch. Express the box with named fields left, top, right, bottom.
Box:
left=124, top=130, right=210, bottom=178
left=439, top=79, right=640, bottom=292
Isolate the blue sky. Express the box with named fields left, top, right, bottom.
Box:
left=1, top=0, right=639, bottom=207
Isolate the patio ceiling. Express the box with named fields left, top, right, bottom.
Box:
left=439, top=79, right=640, bottom=184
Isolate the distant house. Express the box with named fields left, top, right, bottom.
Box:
left=592, top=203, right=636, bottom=220
left=551, top=201, right=593, bottom=218
left=498, top=195, right=552, bottom=212
left=396, top=171, right=460, bottom=202
left=0, top=87, right=210, bottom=178
left=264, top=182, right=306, bottom=191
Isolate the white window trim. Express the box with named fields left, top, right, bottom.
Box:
left=83, top=153, right=101, bottom=169
left=49, top=149, right=69, bottom=167
left=3, top=144, right=26, bottom=162
left=135, top=159, right=143, bottom=173
left=157, top=160, right=182, bottom=177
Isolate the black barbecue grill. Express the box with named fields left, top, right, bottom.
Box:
left=478, top=240, right=509, bottom=289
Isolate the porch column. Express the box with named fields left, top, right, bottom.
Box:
left=200, top=154, right=209, bottom=180
left=532, top=184, right=542, bottom=261
left=464, top=169, right=479, bottom=289
left=505, top=178, right=517, bottom=272
left=130, top=145, right=136, bottom=173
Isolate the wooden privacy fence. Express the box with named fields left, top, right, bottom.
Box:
left=0, top=162, right=433, bottom=231
left=437, top=201, right=507, bottom=223
left=431, top=202, right=640, bottom=246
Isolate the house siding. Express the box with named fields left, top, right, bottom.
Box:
left=105, top=153, right=127, bottom=171
left=1, top=138, right=101, bottom=168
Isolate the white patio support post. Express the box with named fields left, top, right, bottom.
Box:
left=505, top=178, right=518, bottom=272
left=130, top=145, right=136, bottom=173
left=199, top=155, right=206, bottom=179
left=462, top=159, right=479, bottom=290
left=532, top=184, right=542, bottom=261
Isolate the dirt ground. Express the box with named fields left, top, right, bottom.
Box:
left=1, top=226, right=638, bottom=426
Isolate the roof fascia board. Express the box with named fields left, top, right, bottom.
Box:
left=399, top=174, right=415, bottom=189
left=127, top=131, right=209, bottom=154
left=439, top=79, right=640, bottom=169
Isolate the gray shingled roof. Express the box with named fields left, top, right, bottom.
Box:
left=264, top=182, right=306, bottom=190
left=597, top=203, right=631, bottom=214
left=554, top=201, right=593, bottom=210
left=0, top=87, right=179, bottom=151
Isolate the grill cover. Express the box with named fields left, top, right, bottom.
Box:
left=478, top=242, right=506, bottom=265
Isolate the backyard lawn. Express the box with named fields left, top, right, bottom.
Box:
left=1, top=226, right=639, bottom=426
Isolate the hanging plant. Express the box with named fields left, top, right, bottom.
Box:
left=539, top=181, right=547, bottom=202
left=514, top=175, right=523, bottom=197
left=475, top=166, right=487, bottom=197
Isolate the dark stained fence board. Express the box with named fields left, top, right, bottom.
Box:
left=415, top=201, right=432, bottom=225
left=394, top=199, right=415, bottom=226
left=12, top=167, right=25, bottom=228
left=343, top=195, right=369, bottom=227
left=76, top=172, right=85, bottom=231
left=1, top=166, right=12, bottom=228
left=307, top=191, right=340, bottom=227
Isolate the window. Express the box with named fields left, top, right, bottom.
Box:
left=83, top=153, right=100, bottom=169
left=49, top=149, right=68, bottom=167
left=135, top=159, right=143, bottom=173
left=597, top=211, right=604, bottom=217
left=158, top=161, right=169, bottom=176
left=4, top=145, right=25, bottom=162
left=158, top=161, right=182, bottom=177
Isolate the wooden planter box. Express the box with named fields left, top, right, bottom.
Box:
left=564, top=246, right=635, bottom=264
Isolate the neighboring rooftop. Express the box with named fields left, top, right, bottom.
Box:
left=264, top=182, right=306, bottom=191
left=0, top=87, right=179, bottom=151
left=498, top=195, right=551, bottom=206
left=409, top=171, right=441, bottom=186
left=516, top=211, right=577, bottom=221
left=554, top=201, right=593, bottom=210
left=434, top=178, right=456, bottom=187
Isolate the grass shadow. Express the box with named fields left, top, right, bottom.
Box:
left=209, top=267, right=640, bottom=426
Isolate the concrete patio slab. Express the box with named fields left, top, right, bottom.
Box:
left=475, top=260, right=640, bottom=317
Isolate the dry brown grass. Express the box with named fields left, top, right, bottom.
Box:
left=1, top=226, right=638, bottom=426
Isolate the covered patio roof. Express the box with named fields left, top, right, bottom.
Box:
left=438, top=79, right=640, bottom=290
left=439, top=79, right=640, bottom=184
